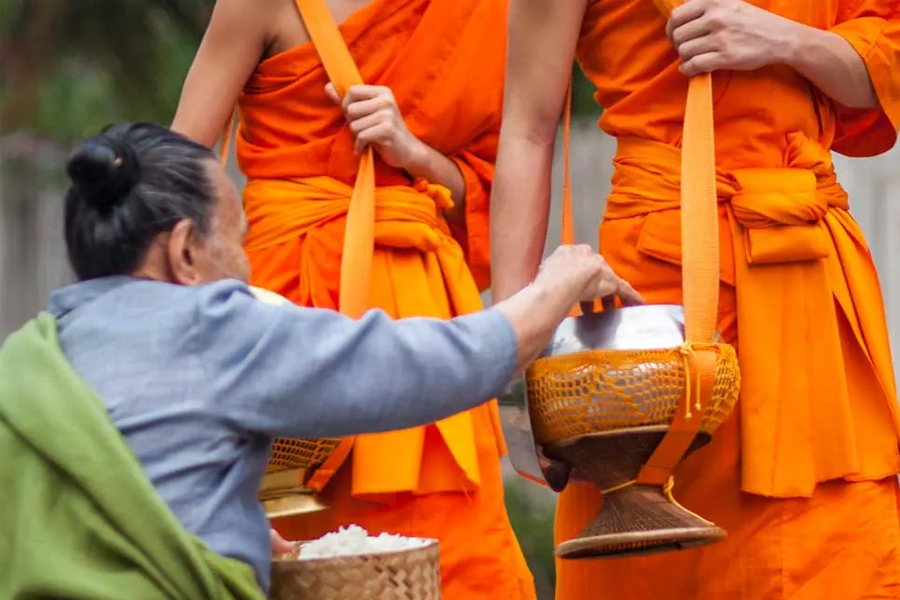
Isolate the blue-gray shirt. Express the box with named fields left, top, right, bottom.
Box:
left=48, top=276, right=518, bottom=592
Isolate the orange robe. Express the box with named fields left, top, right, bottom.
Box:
left=236, top=1, right=535, bottom=599
left=556, top=1, right=900, bottom=598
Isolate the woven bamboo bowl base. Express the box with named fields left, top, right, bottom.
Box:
left=262, top=491, right=328, bottom=521
left=270, top=540, right=441, bottom=600
left=546, top=427, right=725, bottom=559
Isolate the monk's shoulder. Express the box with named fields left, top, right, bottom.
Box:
left=213, top=0, right=290, bottom=29
left=210, top=0, right=296, bottom=52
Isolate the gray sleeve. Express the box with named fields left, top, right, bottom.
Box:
left=196, top=281, right=518, bottom=439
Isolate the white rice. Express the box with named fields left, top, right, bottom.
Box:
left=298, top=525, right=431, bottom=559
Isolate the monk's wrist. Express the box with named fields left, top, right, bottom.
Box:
left=401, top=137, right=432, bottom=177
left=771, top=17, right=816, bottom=69
left=402, top=137, right=468, bottom=202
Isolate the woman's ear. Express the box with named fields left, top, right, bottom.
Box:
left=166, top=219, right=204, bottom=285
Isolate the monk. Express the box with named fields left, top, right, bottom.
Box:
left=491, top=0, right=900, bottom=599
left=170, top=0, right=536, bottom=598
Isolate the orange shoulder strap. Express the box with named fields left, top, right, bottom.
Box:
left=557, top=2, right=720, bottom=486
left=213, top=0, right=369, bottom=493
left=292, top=0, right=378, bottom=491
left=637, top=0, right=719, bottom=485
left=651, top=0, right=719, bottom=344
left=295, top=0, right=376, bottom=320
left=561, top=81, right=575, bottom=247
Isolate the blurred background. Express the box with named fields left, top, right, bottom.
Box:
left=1, top=2, right=897, bottom=598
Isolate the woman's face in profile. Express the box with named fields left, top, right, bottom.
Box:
left=143, top=160, right=251, bottom=287
left=196, top=161, right=251, bottom=284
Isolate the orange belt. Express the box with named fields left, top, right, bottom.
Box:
left=242, top=177, right=454, bottom=254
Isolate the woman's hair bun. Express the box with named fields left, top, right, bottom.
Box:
left=66, top=137, right=141, bottom=211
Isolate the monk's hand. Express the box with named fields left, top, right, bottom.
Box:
left=270, top=528, right=293, bottom=556
left=666, top=0, right=792, bottom=77
left=325, top=83, right=424, bottom=169
left=536, top=245, right=643, bottom=306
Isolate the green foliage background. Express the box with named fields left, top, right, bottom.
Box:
left=0, top=0, right=210, bottom=143
left=0, top=0, right=600, bottom=145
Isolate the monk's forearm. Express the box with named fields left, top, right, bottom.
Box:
left=489, top=134, right=553, bottom=303
left=777, top=20, right=878, bottom=109
left=405, top=140, right=467, bottom=226
left=491, top=0, right=584, bottom=303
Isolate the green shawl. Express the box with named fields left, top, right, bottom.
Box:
left=0, top=314, right=266, bottom=600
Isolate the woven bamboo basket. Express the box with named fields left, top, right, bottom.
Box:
left=270, top=540, right=441, bottom=600
left=261, top=437, right=342, bottom=518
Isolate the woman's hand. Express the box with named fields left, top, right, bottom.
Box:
left=270, top=528, right=293, bottom=556
left=326, top=83, right=425, bottom=170
left=494, top=244, right=643, bottom=375
left=666, top=0, right=793, bottom=77
left=534, top=244, right=644, bottom=306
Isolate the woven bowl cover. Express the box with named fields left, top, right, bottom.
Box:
left=526, top=344, right=741, bottom=446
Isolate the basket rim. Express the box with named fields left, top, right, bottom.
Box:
left=530, top=341, right=735, bottom=367
left=274, top=537, right=439, bottom=564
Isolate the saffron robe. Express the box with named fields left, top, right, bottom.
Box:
left=556, top=1, right=900, bottom=598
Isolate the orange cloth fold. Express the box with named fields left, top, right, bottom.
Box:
left=830, top=8, right=900, bottom=156
left=244, top=177, right=455, bottom=256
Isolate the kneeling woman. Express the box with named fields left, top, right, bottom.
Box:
left=0, top=123, right=639, bottom=599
